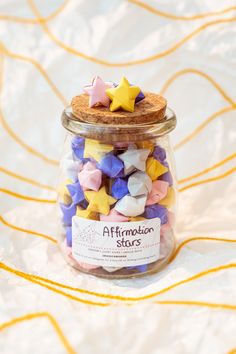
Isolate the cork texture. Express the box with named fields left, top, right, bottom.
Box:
left=71, top=92, right=167, bottom=125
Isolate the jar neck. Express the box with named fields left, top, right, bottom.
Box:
left=61, top=107, right=176, bottom=143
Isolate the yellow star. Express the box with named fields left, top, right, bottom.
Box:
left=129, top=216, right=146, bottom=222
left=57, top=179, right=72, bottom=205
left=84, top=138, right=113, bottom=161
left=85, top=186, right=116, bottom=215
left=159, top=187, right=175, bottom=208
left=146, top=157, right=168, bottom=181
left=136, top=141, right=154, bottom=153
left=76, top=207, right=99, bottom=220
left=106, top=76, right=140, bottom=112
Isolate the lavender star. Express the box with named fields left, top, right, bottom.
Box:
left=153, top=145, right=166, bottom=163
left=158, top=171, right=173, bottom=186
left=67, top=181, right=85, bottom=205
left=97, top=154, right=124, bottom=178
left=66, top=226, right=72, bottom=247
left=60, top=203, right=77, bottom=226
left=111, top=178, right=129, bottom=199
left=71, top=136, right=85, bottom=160
left=143, top=204, right=168, bottom=224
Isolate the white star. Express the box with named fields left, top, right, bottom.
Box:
left=118, top=149, right=150, bottom=175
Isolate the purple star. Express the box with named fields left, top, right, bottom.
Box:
left=153, top=145, right=166, bottom=162
left=111, top=178, right=129, bottom=199
left=97, top=154, right=124, bottom=178
left=66, top=226, right=72, bottom=247
left=143, top=204, right=168, bottom=224
left=158, top=171, right=173, bottom=186
left=67, top=181, right=85, bottom=205
left=60, top=203, right=77, bottom=226
left=71, top=136, right=85, bottom=159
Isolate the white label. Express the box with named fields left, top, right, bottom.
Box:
left=72, top=217, right=160, bottom=267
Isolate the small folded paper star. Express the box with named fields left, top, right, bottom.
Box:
left=66, top=226, right=72, bottom=247
left=100, top=208, right=129, bottom=222
left=113, top=82, right=145, bottom=103
left=58, top=179, right=73, bottom=205
left=85, top=186, right=116, bottom=215
left=146, top=180, right=169, bottom=205
left=106, top=76, right=140, bottom=112
left=67, top=180, right=85, bottom=205
left=60, top=202, right=77, bottom=226
left=153, top=145, right=166, bottom=162
left=83, top=138, right=113, bottom=161
left=129, top=216, right=146, bottom=222
left=158, top=187, right=175, bottom=208
left=146, top=157, right=168, bottom=181
left=115, top=194, right=147, bottom=217
left=158, top=171, right=173, bottom=186
left=84, top=76, right=113, bottom=107
left=143, top=204, right=168, bottom=224
left=78, top=161, right=102, bottom=191
left=71, top=136, right=85, bottom=159
left=76, top=207, right=99, bottom=220
left=62, top=156, right=83, bottom=182
left=128, top=171, right=152, bottom=197
left=119, top=148, right=150, bottom=175
left=111, top=177, right=129, bottom=199
left=97, top=154, right=124, bottom=178
left=136, top=140, right=154, bottom=153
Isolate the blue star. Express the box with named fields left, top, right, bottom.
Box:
left=60, top=203, right=77, bottom=226
left=67, top=181, right=85, bottom=205
left=71, top=136, right=85, bottom=159
left=143, top=204, right=168, bottom=224
left=97, top=153, right=124, bottom=178
left=111, top=177, right=129, bottom=199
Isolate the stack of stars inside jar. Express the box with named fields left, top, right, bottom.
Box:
left=58, top=76, right=177, bottom=278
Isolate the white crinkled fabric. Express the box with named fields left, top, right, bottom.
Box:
left=0, top=1, right=236, bottom=353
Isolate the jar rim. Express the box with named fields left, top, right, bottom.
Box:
left=61, top=106, right=176, bottom=142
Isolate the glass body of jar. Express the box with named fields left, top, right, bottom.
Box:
left=57, top=107, right=177, bottom=278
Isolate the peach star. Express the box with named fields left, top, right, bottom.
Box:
left=83, top=76, right=113, bottom=107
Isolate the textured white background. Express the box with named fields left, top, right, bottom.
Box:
left=0, top=1, right=236, bottom=353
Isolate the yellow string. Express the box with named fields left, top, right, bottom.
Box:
left=0, top=188, right=56, bottom=203
left=1, top=261, right=236, bottom=303
left=0, top=0, right=69, bottom=24
left=174, top=106, right=236, bottom=150
left=128, top=0, right=236, bottom=21
left=0, top=166, right=56, bottom=191
left=178, top=153, right=236, bottom=184
left=160, top=68, right=235, bottom=106
left=0, top=312, right=77, bottom=354
left=26, top=2, right=236, bottom=67
left=179, top=166, right=236, bottom=192
left=155, top=300, right=236, bottom=311
left=0, top=214, right=57, bottom=243
left=169, top=236, right=236, bottom=263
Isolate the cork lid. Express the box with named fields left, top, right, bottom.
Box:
left=71, top=92, right=167, bottom=125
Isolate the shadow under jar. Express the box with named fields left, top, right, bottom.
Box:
left=57, top=101, right=177, bottom=279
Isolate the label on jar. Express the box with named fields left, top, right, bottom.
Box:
left=71, top=217, right=160, bottom=267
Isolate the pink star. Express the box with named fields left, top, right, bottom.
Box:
left=78, top=161, right=102, bottom=191
left=146, top=180, right=169, bottom=206
left=84, top=76, right=113, bottom=107
left=100, top=208, right=129, bottom=222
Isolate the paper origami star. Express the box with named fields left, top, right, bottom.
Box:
left=67, top=180, right=85, bottom=205
left=143, top=204, right=168, bottom=224
left=113, top=82, right=145, bottom=103
left=153, top=145, right=166, bottom=163
left=146, top=180, right=169, bottom=205
left=146, top=157, right=168, bottom=181
left=71, top=136, right=85, bottom=159
left=136, top=141, right=154, bottom=153
left=97, top=154, right=124, bottom=178
left=85, top=186, right=117, bottom=215
left=158, top=187, right=175, bottom=208
left=115, top=195, right=147, bottom=217
left=158, top=171, right=173, bottom=186
left=76, top=207, right=99, bottom=220
left=60, top=202, right=77, bottom=226
left=78, top=161, right=102, bottom=191
left=83, top=138, right=113, bottom=162
left=119, top=148, right=150, bottom=175
left=129, top=216, right=146, bottom=222
left=111, top=177, right=129, bottom=199
left=106, top=76, right=140, bottom=112
left=128, top=171, right=152, bottom=197
left=58, top=179, right=73, bottom=205
left=100, top=208, right=129, bottom=222
left=62, top=157, right=83, bottom=182
left=84, top=76, right=113, bottom=107
left=66, top=226, right=72, bottom=247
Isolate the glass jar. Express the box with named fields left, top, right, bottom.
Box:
left=57, top=106, right=177, bottom=278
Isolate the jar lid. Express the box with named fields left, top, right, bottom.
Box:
left=71, top=92, right=167, bottom=125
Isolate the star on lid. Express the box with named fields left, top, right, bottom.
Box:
left=106, top=76, right=140, bottom=112
left=146, top=180, right=169, bottom=205
left=85, top=186, right=117, bottom=215
left=78, top=161, right=102, bottom=191
left=115, top=194, right=147, bottom=217
left=83, top=138, right=113, bottom=161
left=128, top=171, right=152, bottom=197
left=146, top=157, right=168, bottom=181
left=119, top=148, right=150, bottom=175
left=84, top=76, right=113, bottom=107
